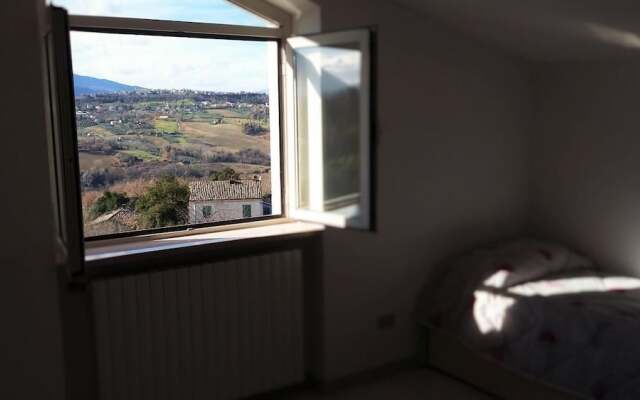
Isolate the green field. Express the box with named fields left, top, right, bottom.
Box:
left=79, top=125, right=116, bottom=138
left=163, top=135, right=188, bottom=144
left=120, top=149, right=161, bottom=161
left=181, top=121, right=270, bottom=154
left=206, top=108, right=246, bottom=118
left=154, top=118, right=179, bottom=133
left=176, top=99, right=195, bottom=107
left=77, top=107, right=268, bottom=159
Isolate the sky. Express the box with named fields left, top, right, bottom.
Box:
left=52, top=0, right=276, bottom=92
left=50, top=0, right=273, bottom=27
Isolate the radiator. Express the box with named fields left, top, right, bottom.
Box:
left=91, top=250, right=304, bottom=400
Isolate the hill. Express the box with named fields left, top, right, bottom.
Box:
left=73, top=74, right=144, bottom=96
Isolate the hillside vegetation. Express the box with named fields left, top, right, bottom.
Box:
left=76, top=88, right=273, bottom=236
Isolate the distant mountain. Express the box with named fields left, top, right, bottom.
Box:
left=73, top=74, right=144, bottom=96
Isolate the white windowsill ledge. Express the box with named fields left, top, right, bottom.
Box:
left=85, top=219, right=324, bottom=263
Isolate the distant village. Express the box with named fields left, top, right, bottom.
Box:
left=75, top=90, right=269, bottom=133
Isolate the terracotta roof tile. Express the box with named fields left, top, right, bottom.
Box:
left=189, top=180, right=262, bottom=201
left=90, top=208, right=138, bottom=228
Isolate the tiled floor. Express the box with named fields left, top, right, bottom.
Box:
left=285, top=368, right=497, bottom=399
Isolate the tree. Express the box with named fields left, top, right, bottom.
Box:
left=209, top=167, right=239, bottom=181
left=81, top=168, right=107, bottom=189
left=89, top=191, right=129, bottom=218
left=243, top=121, right=266, bottom=136
left=135, top=176, right=190, bottom=229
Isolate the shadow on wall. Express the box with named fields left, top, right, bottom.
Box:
left=531, top=58, right=640, bottom=277
left=393, top=0, right=640, bottom=60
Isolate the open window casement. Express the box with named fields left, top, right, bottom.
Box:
left=45, top=7, right=85, bottom=276
left=286, top=29, right=374, bottom=230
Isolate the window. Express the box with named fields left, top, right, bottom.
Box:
left=45, top=0, right=286, bottom=240
left=45, top=2, right=373, bottom=273
left=202, top=205, right=213, bottom=218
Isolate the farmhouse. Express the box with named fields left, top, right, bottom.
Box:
left=189, top=179, right=263, bottom=224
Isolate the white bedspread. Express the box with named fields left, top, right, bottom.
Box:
left=422, top=240, right=640, bottom=400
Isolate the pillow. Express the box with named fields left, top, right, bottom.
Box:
left=484, top=239, right=594, bottom=288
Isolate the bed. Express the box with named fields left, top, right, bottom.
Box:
left=418, top=239, right=640, bottom=400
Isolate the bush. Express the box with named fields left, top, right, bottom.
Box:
left=116, top=152, right=143, bottom=166
left=80, top=168, right=125, bottom=189
left=77, top=137, right=119, bottom=155
left=237, top=149, right=270, bottom=165
left=135, top=176, right=190, bottom=229
left=209, top=167, right=239, bottom=181
left=81, top=169, right=108, bottom=188
left=204, top=149, right=270, bottom=166
left=90, top=191, right=129, bottom=218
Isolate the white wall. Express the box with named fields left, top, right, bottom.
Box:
left=0, top=0, right=535, bottom=392
left=0, top=0, right=66, bottom=399
left=531, top=58, right=640, bottom=276
left=314, top=0, right=533, bottom=381
left=189, top=199, right=263, bottom=224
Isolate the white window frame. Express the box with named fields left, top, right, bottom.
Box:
left=68, top=9, right=291, bottom=39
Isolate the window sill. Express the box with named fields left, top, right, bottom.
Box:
left=84, top=219, right=324, bottom=275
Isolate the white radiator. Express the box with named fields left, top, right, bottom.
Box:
left=91, top=250, right=304, bottom=400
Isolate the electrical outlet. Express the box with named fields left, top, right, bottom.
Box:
left=377, top=313, right=396, bottom=330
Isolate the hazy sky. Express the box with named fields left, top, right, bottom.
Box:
left=70, top=32, right=274, bottom=92
left=53, top=0, right=275, bottom=92
left=51, top=0, right=272, bottom=27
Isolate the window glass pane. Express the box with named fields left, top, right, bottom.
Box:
left=202, top=205, right=212, bottom=218
left=49, top=0, right=276, bottom=27
left=72, top=31, right=280, bottom=238
left=294, top=43, right=364, bottom=211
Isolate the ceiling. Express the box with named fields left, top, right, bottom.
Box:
left=391, top=0, right=640, bottom=61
